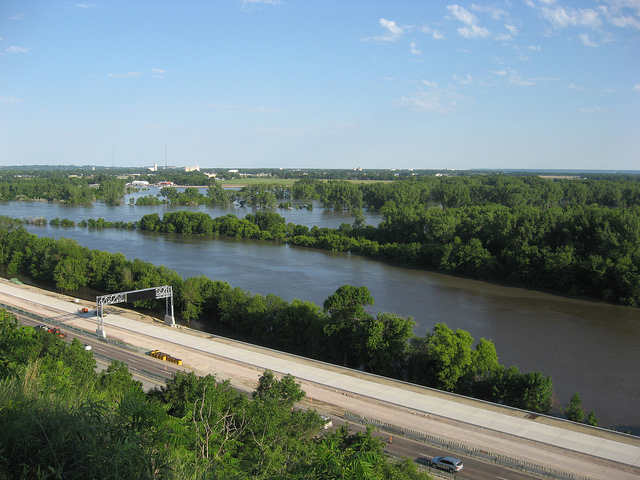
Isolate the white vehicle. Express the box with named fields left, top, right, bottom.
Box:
left=430, top=456, right=463, bottom=473
left=320, top=415, right=333, bottom=429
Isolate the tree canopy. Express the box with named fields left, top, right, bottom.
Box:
left=0, top=310, right=431, bottom=479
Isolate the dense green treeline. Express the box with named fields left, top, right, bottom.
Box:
left=287, top=174, right=640, bottom=209
left=374, top=203, right=640, bottom=305
left=136, top=178, right=339, bottom=208
left=0, top=175, right=128, bottom=205
left=149, top=175, right=640, bottom=210
left=119, top=202, right=639, bottom=306
left=361, top=175, right=640, bottom=209
left=4, top=170, right=640, bottom=209
left=0, top=176, right=96, bottom=204
left=16, top=175, right=640, bottom=304
left=0, top=310, right=430, bottom=479
left=0, top=219, right=557, bottom=414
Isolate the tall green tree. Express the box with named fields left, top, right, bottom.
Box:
left=413, top=323, right=476, bottom=391
left=252, top=369, right=306, bottom=408
left=323, top=286, right=374, bottom=366
left=564, top=391, right=585, bottom=423
left=356, top=312, right=415, bottom=376
left=207, top=181, right=232, bottom=206
left=53, top=256, right=89, bottom=291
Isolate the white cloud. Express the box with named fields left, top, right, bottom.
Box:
left=579, top=33, right=599, bottom=47
left=634, top=84, right=640, bottom=91
left=0, top=95, right=22, bottom=104
left=447, top=4, right=491, bottom=38
left=470, top=4, right=509, bottom=20
left=526, top=45, right=541, bottom=51
left=410, top=42, right=422, bottom=55
left=608, top=14, right=640, bottom=28
left=364, top=19, right=410, bottom=42
left=540, top=6, right=603, bottom=29
left=6, top=46, right=29, bottom=53
left=505, top=24, right=518, bottom=35
left=495, top=33, right=513, bottom=41
left=363, top=18, right=406, bottom=42
left=381, top=19, right=403, bottom=36
left=447, top=5, right=478, bottom=26
left=567, top=83, right=586, bottom=90
left=454, top=73, right=474, bottom=85
left=532, top=1, right=640, bottom=31
left=420, top=25, right=445, bottom=40
left=370, top=18, right=406, bottom=42
left=458, top=24, right=491, bottom=38
left=151, top=68, right=165, bottom=77
left=76, top=3, right=96, bottom=8
left=599, top=1, right=640, bottom=29
left=10, top=14, right=24, bottom=20
left=108, top=72, right=142, bottom=78
left=492, top=70, right=507, bottom=76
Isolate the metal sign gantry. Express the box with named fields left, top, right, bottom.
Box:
left=95, top=285, right=175, bottom=338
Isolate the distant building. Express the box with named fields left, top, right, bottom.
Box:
left=131, top=180, right=150, bottom=186
left=185, top=164, right=200, bottom=172
left=158, top=181, right=174, bottom=187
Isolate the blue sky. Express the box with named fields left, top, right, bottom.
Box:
left=1, top=0, right=639, bottom=171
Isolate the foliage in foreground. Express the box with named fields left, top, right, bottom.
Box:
left=0, top=310, right=431, bottom=479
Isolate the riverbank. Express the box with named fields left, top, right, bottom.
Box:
left=1, top=278, right=640, bottom=480
left=4, top=200, right=639, bottom=433
left=5, top=278, right=635, bottom=443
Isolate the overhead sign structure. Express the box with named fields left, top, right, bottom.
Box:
left=95, top=285, right=175, bottom=338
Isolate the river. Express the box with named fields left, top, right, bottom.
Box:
left=2, top=190, right=639, bottom=434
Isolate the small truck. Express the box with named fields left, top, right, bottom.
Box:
left=48, top=327, right=67, bottom=338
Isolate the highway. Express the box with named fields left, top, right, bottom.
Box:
left=17, top=316, right=541, bottom=480
left=12, top=308, right=544, bottom=480
left=2, top=280, right=639, bottom=480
